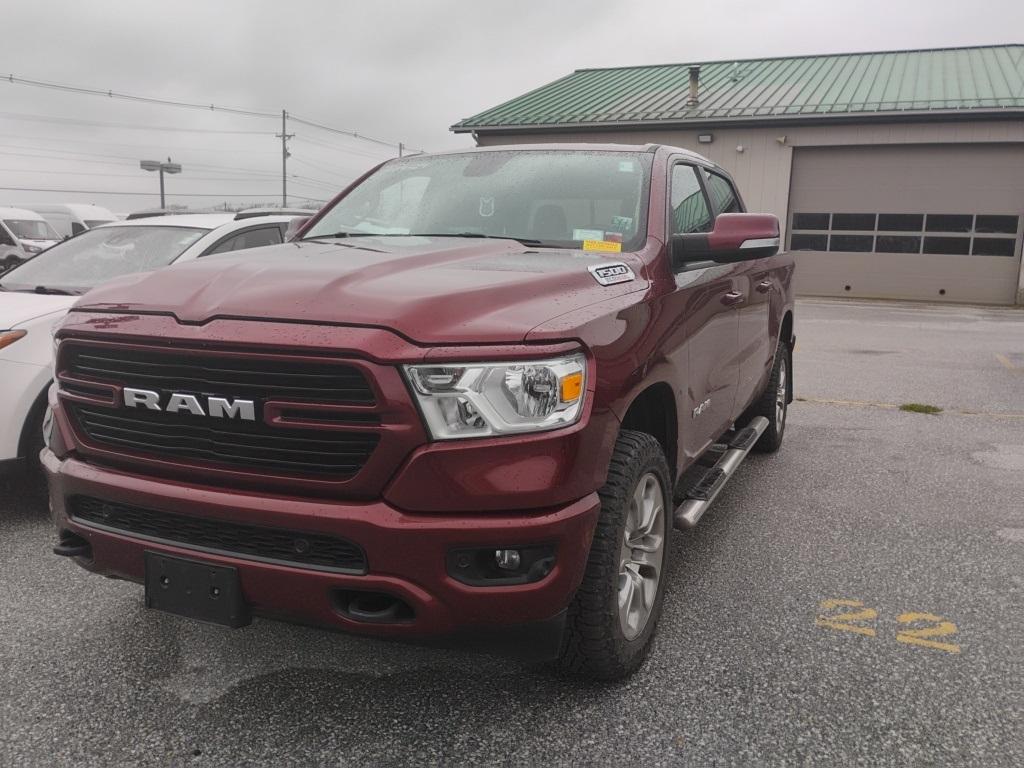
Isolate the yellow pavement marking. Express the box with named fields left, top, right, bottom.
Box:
left=799, top=397, right=899, bottom=409
left=797, top=397, right=1024, bottom=420
left=815, top=600, right=964, bottom=655
left=995, top=354, right=1017, bottom=371
left=896, top=612, right=961, bottom=654
left=815, top=599, right=877, bottom=637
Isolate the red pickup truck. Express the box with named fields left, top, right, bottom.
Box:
left=44, top=144, right=794, bottom=679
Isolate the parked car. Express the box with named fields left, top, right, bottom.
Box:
left=0, top=211, right=298, bottom=476
left=43, top=144, right=795, bottom=679
left=0, top=207, right=62, bottom=272
left=20, top=204, right=117, bottom=239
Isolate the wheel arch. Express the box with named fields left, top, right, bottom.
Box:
left=779, top=310, right=794, bottom=404
left=18, top=383, right=50, bottom=460
left=619, top=382, right=678, bottom=480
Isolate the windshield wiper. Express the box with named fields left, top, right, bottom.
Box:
left=33, top=285, right=79, bottom=296
left=303, top=231, right=380, bottom=240
left=403, top=233, right=545, bottom=246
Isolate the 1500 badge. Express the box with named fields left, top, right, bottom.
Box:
left=588, top=262, right=635, bottom=286
left=692, top=398, right=711, bottom=418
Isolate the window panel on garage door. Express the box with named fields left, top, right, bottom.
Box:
left=789, top=212, right=1019, bottom=256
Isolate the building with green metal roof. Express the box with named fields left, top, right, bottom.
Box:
left=453, top=46, right=1024, bottom=305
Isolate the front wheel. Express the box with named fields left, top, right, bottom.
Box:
left=557, top=430, right=672, bottom=680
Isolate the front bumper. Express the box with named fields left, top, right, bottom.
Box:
left=44, top=449, right=600, bottom=653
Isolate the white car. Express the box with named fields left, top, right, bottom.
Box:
left=0, top=211, right=302, bottom=474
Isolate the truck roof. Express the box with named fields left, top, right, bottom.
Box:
left=0, top=206, right=48, bottom=220
left=409, top=142, right=714, bottom=166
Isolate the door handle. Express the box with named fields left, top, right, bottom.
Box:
left=756, top=279, right=772, bottom=293
left=721, top=290, right=745, bottom=306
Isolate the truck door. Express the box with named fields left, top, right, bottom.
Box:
left=665, top=163, right=741, bottom=460
left=702, top=168, right=772, bottom=414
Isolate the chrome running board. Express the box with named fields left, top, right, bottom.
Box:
left=673, top=416, right=769, bottom=530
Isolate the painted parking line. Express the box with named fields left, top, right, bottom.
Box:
left=796, top=397, right=1024, bottom=420
left=995, top=354, right=1017, bottom=371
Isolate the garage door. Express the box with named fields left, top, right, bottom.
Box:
left=788, top=144, right=1024, bottom=304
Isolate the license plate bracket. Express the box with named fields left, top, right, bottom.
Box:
left=144, top=551, right=250, bottom=628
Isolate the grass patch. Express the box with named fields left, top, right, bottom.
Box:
left=899, top=403, right=943, bottom=415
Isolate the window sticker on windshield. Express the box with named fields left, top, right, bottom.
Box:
left=618, top=161, right=635, bottom=173
left=583, top=239, right=622, bottom=253
left=573, top=228, right=604, bottom=242
left=609, top=215, right=633, bottom=233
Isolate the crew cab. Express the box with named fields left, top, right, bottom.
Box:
left=43, top=145, right=795, bottom=679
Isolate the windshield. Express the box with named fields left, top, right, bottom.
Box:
left=4, top=218, right=60, bottom=241
left=0, top=225, right=208, bottom=292
left=303, top=150, right=653, bottom=251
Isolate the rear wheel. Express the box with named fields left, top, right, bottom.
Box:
left=558, top=430, right=672, bottom=680
left=751, top=340, right=790, bottom=453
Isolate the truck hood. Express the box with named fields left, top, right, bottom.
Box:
left=71, top=236, right=649, bottom=344
left=0, top=291, right=77, bottom=328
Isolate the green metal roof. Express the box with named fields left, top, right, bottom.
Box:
left=452, top=45, right=1024, bottom=132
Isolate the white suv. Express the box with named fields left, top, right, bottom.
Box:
left=0, top=211, right=303, bottom=474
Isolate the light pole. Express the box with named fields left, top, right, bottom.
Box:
left=140, top=158, right=182, bottom=208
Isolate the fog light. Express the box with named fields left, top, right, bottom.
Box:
left=446, top=544, right=556, bottom=586
left=495, top=549, right=521, bottom=570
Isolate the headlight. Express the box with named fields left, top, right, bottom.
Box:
left=22, top=244, right=42, bottom=254
left=0, top=329, right=27, bottom=351
left=404, top=352, right=587, bottom=440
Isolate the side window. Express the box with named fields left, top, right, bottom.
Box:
left=204, top=226, right=283, bottom=256
left=670, top=165, right=713, bottom=235
left=71, top=222, right=87, bottom=235
left=702, top=170, right=742, bottom=215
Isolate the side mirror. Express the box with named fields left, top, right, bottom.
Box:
left=285, top=216, right=311, bottom=242
left=672, top=213, right=780, bottom=269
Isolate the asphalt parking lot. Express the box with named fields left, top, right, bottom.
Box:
left=1, top=298, right=1022, bottom=767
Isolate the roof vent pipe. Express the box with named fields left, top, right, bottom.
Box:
left=687, top=66, right=701, bottom=106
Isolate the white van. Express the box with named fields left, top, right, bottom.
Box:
left=0, top=207, right=61, bottom=271
left=21, top=203, right=117, bottom=238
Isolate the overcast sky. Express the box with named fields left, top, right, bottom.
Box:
left=0, top=0, right=1020, bottom=213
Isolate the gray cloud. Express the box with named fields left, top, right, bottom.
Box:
left=0, top=0, right=1019, bottom=211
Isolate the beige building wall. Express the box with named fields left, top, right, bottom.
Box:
left=474, top=120, right=1024, bottom=304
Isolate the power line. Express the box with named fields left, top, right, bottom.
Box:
left=290, top=114, right=418, bottom=153
left=290, top=154, right=360, bottom=177
left=0, top=131, right=278, bottom=155
left=2, top=73, right=277, bottom=119
left=0, top=144, right=292, bottom=180
left=293, top=133, right=396, bottom=159
left=0, top=167, right=327, bottom=184
left=0, top=184, right=324, bottom=199
left=0, top=110, right=275, bottom=135
left=2, top=73, right=422, bottom=154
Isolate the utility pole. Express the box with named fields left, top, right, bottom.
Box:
left=276, top=110, right=294, bottom=207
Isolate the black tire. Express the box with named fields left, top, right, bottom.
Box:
left=750, top=339, right=790, bottom=453
left=24, top=404, right=46, bottom=474
left=557, top=430, right=672, bottom=680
